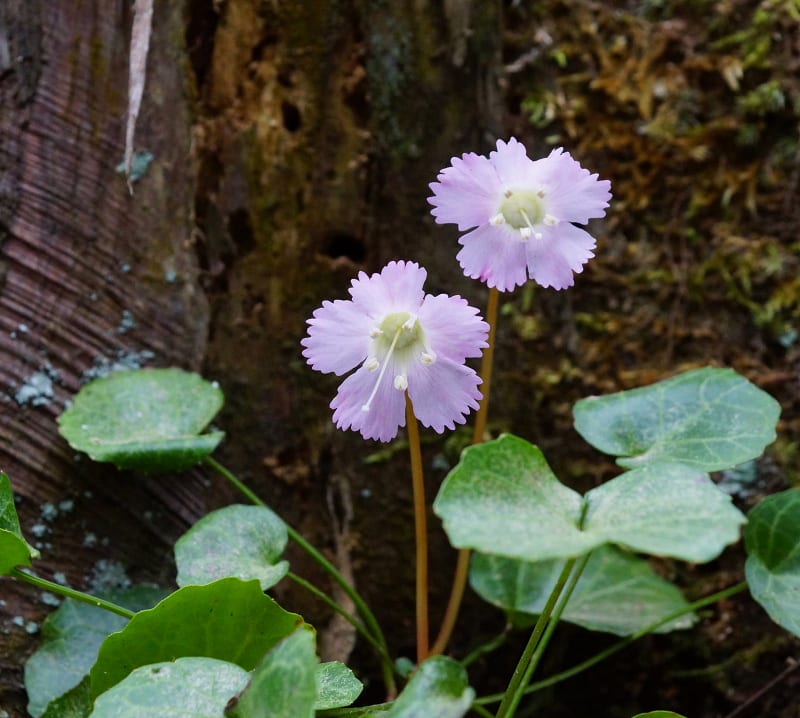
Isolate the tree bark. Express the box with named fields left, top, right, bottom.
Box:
left=0, top=2, right=502, bottom=713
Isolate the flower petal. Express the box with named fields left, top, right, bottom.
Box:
left=302, top=299, right=373, bottom=376
left=489, top=137, right=538, bottom=186
left=525, top=223, right=597, bottom=290
left=348, top=260, right=426, bottom=315
left=538, top=148, right=611, bottom=224
left=428, top=152, right=501, bottom=231
left=456, top=224, right=529, bottom=292
left=407, top=359, right=482, bottom=433
left=417, top=294, right=489, bottom=363
left=331, top=364, right=406, bottom=442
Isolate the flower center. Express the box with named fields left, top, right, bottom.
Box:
left=499, top=188, right=546, bottom=229
left=361, top=311, right=436, bottom=412
left=492, top=188, right=558, bottom=239
left=374, top=312, right=423, bottom=354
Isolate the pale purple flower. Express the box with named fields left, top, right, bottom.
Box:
left=302, top=261, right=489, bottom=442
left=428, top=137, right=612, bottom=291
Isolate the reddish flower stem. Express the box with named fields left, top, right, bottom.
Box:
left=406, top=394, right=429, bottom=663
left=431, top=286, right=500, bottom=656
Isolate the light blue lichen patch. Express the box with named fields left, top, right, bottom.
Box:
left=115, top=150, right=154, bottom=183
left=15, top=365, right=60, bottom=407
left=88, top=560, right=131, bottom=594
left=115, top=310, right=136, bottom=335
left=41, top=592, right=61, bottom=607
left=81, top=350, right=155, bottom=383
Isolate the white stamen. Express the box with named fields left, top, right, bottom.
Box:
left=490, top=213, right=506, bottom=226
left=394, top=374, right=408, bottom=391
left=361, top=324, right=404, bottom=412
left=520, top=227, right=533, bottom=239
left=543, top=214, right=558, bottom=226
left=534, top=231, right=543, bottom=240
left=369, top=326, right=383, bottom=338
left=421, top=351, right=436, bottom=365
left=364, top=357, right=379, bottom=372
left=402, top=315, right=417, bottom=331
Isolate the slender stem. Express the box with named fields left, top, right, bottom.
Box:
left=495, top=558, right=577, bottom=718
left=11, top=568, right=135, bottom=619
left=286, top=571, right=394, bottom=668
left=462, top=627, right=511, bottom=668
left=431, top=287, right=500, bottom=657
left=510, top=553, right=591, bottom=715
left=204, top=456, right=396, bottom=696
left=474, top=580, right=750, bottom=706
left=406, top=394, right=429, bottom=663
left=472, top=286, right=500, bottom=445
left=430, top=545, right=471, bottom=656
left=205, top=456, right=265, bottom=506
left=471, top=704, right=497, bottom=718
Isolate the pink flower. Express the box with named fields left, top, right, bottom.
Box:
left=428, top=137, right=612, bottom=291
left=302, top=261, right=489, bottom=442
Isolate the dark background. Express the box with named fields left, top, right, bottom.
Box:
left=1, top=1, right=798, bottom=716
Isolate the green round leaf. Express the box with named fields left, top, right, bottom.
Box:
left=314, top=661, right=363, bottom=710
left=90, top=657, right=249, bottom=718
left=175, top=505, right=289, bottom=591
left=582, top=462, right=746, bottom=563
left=226, top=628, right=317, bottom=718
left=26, top=587, right=165, bottom=717
left=435, top=435, right=744, bottom=564
left=0, top=473, right=39, bottom=572
left=90, top=578, right=303, bottom=699
left=0, top=529, right=36, bottom=574
left=573, top=367, right=780, bottom=470
left=58, top=368, right=225, bottom=472
left=745, top=489, right=800, bottom=637
left=632, top=713, right=687, bottom=717
left=471, top=545, right=696, bottom=636
left=433, top=435, right=591, bottom=561
left=386, top=656, right=474, bottom=718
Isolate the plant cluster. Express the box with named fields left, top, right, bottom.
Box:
left=1, top=138, right=796, bottom=718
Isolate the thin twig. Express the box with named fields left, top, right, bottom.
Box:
left=721, top=657, right=799, bottom=718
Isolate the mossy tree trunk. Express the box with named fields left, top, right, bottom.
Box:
left=0, top=1, right=502, bottom=713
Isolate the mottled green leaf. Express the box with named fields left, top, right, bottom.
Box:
left=314, top=661, right=363, bottom=710
left=745, top=489, right=800, bottom=637
left=582, top=462, right=745, bottom=563
left=386, top=656, right=474, bottom=718
left=573, top=367, right=780, bottom=470
left=433, top=436, right=591, bottom=561
left=175, top=505, right=289, bottom=590
left=435, top=436, right=744, bottom=563
left=26, top=586, right=164, bottom=717
left=0, top=472, right=39, bottom=573
left=226, top=628, right=317, bottom=718
left=471, top=545, right=695, bottom=636
left=90, top=657, right=249, bottom=718
left=90, top=578, right=303, bottom=698
left=58, top=368, right=224, bottom=472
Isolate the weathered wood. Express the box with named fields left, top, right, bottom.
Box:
left=0, top=1, right=210, bottom=713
